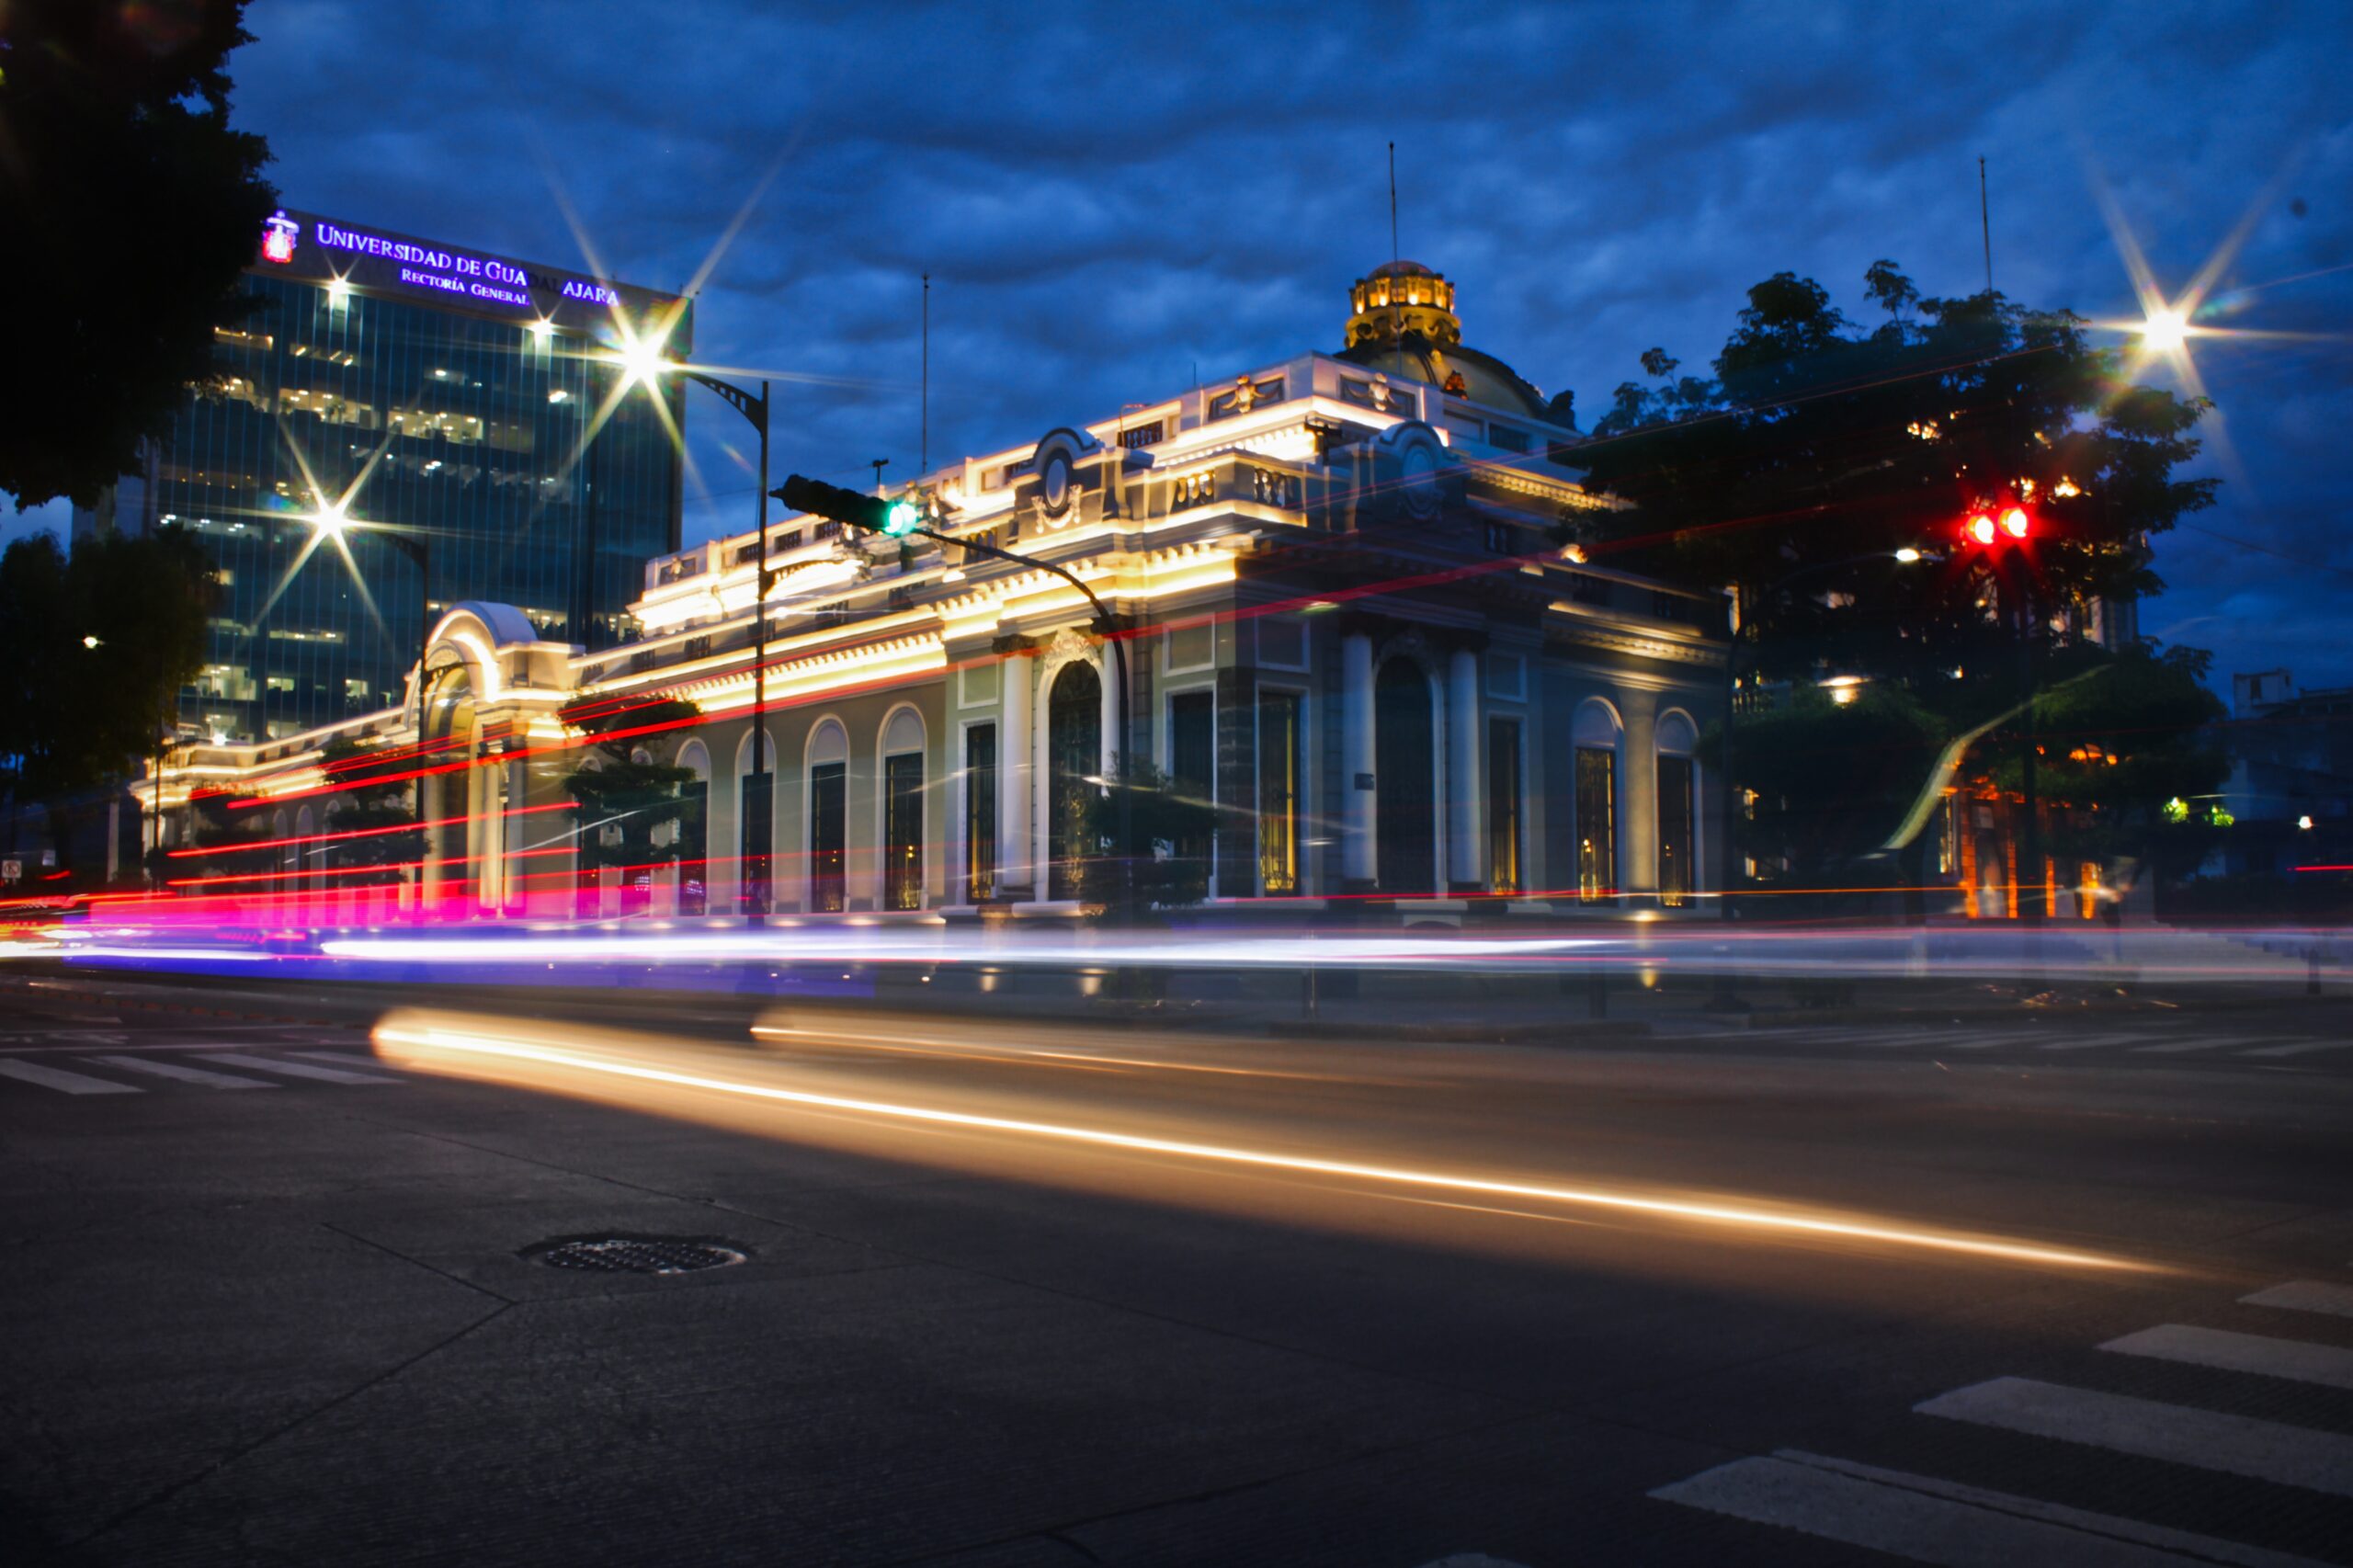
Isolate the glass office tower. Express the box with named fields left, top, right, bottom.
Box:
left=87, top=209, right=688, bottom=743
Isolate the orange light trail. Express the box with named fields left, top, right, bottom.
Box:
left=379, top=1017, right=2149, bottom=1274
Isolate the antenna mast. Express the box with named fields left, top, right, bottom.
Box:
left=920, top=274, right=929, bottom=475
left=1978, top=155, right=1994, bottom=295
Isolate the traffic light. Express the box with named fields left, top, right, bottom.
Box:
left=773, top=474, right=925, bottom=539
left=1960, top=504, right=2033, bottom=551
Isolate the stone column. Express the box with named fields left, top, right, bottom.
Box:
left=998, top=651, right=1033, bottom=898
left=1447, top=647, right=1482, bottom=892
left=1341, top=631, right=1376, bottom=891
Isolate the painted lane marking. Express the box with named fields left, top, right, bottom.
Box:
left=195, top=1052, right=401, bottom=1086
left=1916, top=1378, right=2353, bottom=1497
left=1651, top=1449, right=2332, bottom=1568
left=2101, top=1324, right=2353, bottom=1392
left=83, top=1055, right=277, bottom=1090
left=2241, top=1281, right=2353, bottom=1319
left=290, top=1050, right=404, bottom=1072
left=0, top=1060, right=142, bottom=1096
left=2131, top=1038, right=2268, bottom=1055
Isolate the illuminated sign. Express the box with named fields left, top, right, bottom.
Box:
left=261, top=212, right=299, bottom=265
left=251, top=208, right=682, bottom=341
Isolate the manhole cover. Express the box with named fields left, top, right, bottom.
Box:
left=529, top=1237, right=747, bottom=1275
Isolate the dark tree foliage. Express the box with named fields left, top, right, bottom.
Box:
left=315, top=736, right=420, bottom=883
left=0, top=526, right=213, bottom=869
left=0, top=0, right=277, bottom=508
left=559, top=698, right=703, bottom=876
left=1995, top=643, right=2230, bottom=878
left=1576, top=265, right=2213, bottom=701
left=1709, top=684, right=1948, bottom=890
left=1076, top=756, right=1217, bottom=914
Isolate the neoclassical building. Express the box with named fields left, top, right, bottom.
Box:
left=144, top=264, right=1729, bottom=922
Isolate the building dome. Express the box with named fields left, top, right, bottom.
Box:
left=1347, top=260, right=1459, bottom=348
left=1338, top=261, right=1550, bottom=419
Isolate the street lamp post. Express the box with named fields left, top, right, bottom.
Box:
left=615, top=354, right=773, bottom=923
left=306, top=510, right=428, bottom=914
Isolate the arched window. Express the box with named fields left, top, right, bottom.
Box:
left=735, top=726, right=778, bottom=916
left=676, top=740, right=710, bottom=916
left=880, top=708, right=925, bottom=912
left=807, top=719, right=848, bottom=913
left=1656, top=710, right=1699, bottom=908
left=1572, top=700, right=1620, bottom=904
left=1047, top=661, right=1101, bottom=900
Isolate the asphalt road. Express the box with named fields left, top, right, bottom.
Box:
left=3, top=969, right=2350, bottom=1567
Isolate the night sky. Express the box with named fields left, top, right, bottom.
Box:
left=17, top=1, right=2351, bottom=690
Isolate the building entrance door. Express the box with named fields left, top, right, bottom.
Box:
left=1375, top=658, right=1436, bottom=895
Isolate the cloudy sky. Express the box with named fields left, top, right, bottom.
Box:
left=22, top=1, right=2352, bottom=687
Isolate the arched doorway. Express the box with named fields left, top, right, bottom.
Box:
left=1047, top=660, right=1101, bottom=900
left=419, top=663, right=478, bottom=915
left=1375, top=658, right=1436, bottom=894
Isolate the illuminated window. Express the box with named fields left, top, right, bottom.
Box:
left=1487, top=718, right=1522, bottom=895
left=1576, top=747, right=1616, bottom=903
left=965, top=723, right=997, bottom=902
left=883, top=750, right=923, bottom=912
left=1658, top=755, right=1695, bottom=907
left=808, top=761, right=847, bottom=913
left=1256, top=691, right=1302, bottom=895
left=1047, top=662, right=1102, bottom=901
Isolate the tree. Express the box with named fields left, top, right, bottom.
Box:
left=0, top=0, right=277, bottom=509
left=1711, top=683, right=1949, bottom=896
left=1994, top=643, right=2229, bottom=884
left=1076, top=756, right=1217, bottom=915
left=1576, top=265, right=2212, bottom=701
left=559, top=697, right=704, bottom=884
left=1574, top=263, right=2221, bottom=887
left=0, top=526, right=214, bottom=875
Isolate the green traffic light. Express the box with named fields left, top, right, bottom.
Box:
left=882, top=499, right=920, bottom=537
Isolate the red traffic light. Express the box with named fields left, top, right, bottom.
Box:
left=1964, top=513, right=1997, bottom=547
left=1998, top=506, right=2031, bottom=540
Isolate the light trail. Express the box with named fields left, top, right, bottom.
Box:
left=377, top=1014, right=2148, bottom=1274
left=751, top=1018, right=1381, bottom=1084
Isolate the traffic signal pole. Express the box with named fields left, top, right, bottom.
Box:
left=772, top=475, right=1134, bottom=919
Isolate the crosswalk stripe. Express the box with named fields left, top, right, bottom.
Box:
left=0, top=1059, right=142, bottom=1096
left=290, top=1050, right=402, bottom=1072
left=194, top=1051, right=401, bottom=1085
left=1651, top=1449, right=2333, bottom=1568
left=2242, top=1281, right=2353, bottom=1319
left=2102, top=1324, right=2353, bottom=1392
left=2032, top=1033, right=2144, bottom=1052
left=1917, top=1377, right=2353, bottom=1497
left=84, top=1055, right=277, bottom=1090
left=2131, top=1037, right=2266, bottom=1055
left=2239, top=1040, right=2349, bottom=1059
